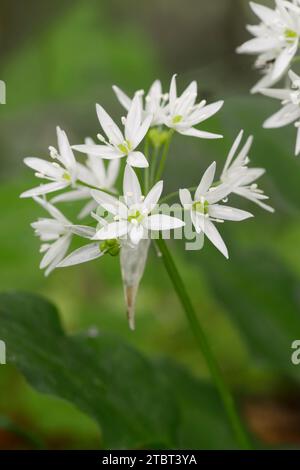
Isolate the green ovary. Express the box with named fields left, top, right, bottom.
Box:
left=172, top=115, right=183, bottom=124
left=118, top=140, right=132, bottom=154
left=285, top=29, right=298, bottom=42
left=193, top=200, right=209, bottom=215
left=128, top=210, right=144, bottom=223
left=100, top=239, right=120, bottom=257
left=63, top=172, right=71, bottom=182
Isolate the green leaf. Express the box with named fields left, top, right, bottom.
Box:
left=0, top=292, right=238, bottom=449
left=204, top=248, right=300, bottom=382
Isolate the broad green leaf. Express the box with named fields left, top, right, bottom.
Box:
left=0, top=292, right=239, bottom=449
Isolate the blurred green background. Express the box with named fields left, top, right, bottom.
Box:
left=1, top=0, right=300, bottom=449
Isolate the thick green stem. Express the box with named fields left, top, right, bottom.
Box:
left=155, top=130, right=174, bottom=182
left=155, top=237, right=252, bottom=450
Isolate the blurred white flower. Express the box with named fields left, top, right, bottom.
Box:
left=113, top=80, right=167, bottom=127
left=31, top=197, right=72, bottom=276
left=260, top=69, right=300, bottom=155
left=91, top=165, right=185, bottom=246
left=221, top=130, right=274, bottom=212
left=20, top=127, right=77, bottom=198
left=52, top=137, right=120, bottom=219
left=237, top=1, right=300, bottom=93
left=180, top=162, right=253, bottom=258
left=73, top=95, right=152, bottom=168
left=162, top=74, right=224, bottom=139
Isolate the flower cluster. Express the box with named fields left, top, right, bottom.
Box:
left=21, top=76, right=272, bottom=328
left=238, top=0, right=300, bottom=155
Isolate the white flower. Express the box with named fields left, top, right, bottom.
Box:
left=180, top=162, right=253, bottom=258
left=91, top=164, right=185, bottom=246
left=162, top=74, right=224, bottom=139
left=113, top=80, right=167, bottom=127
left=51, top=137, right=120, bottom=219
left=237, top=1, right=300, bottom=93
left=221, top=130, right=274, bottom=212
left=31, top=197, right=73, bottom=276
left=20, top=127, right=77, bottom=198
left=73, top=94, right=152, bottom=168
left=260, top=69, right=300, bottom=155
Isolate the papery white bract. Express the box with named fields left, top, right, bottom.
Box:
left=120, top=238, right=150, bottom=330
left=91, top=165, right=185, bottom=245
left=162, top=75, right=224, bottom=139
left=113, top=80, right=167, bottom=127
left=221, top=130, right=274, bottom=212
left=21, top=127, right=77, bottom=198
left=237, top=1, right=300, bottom=93
left=73, top=95, right=152, bottom=168
left=180, top=162, right=253, bottom=258
left=260, top=70, right=300, bottom=155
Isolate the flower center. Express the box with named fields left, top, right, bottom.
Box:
left=127, top=210, right=144, bottom=224
left=285, top=29, right=298, bottom=43
left=172, top=115, right=183, bottom=124
left=193, top=199, right=209, bottom=215
left=118, top=140, right=132, bottom=155
left=63, top=172, right=71, bottom=182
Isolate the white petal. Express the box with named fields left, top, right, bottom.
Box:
left=144, top=214, right=185, bottom=231
left=91, top=190, right=128, bottom=218
left=259, top=88, right=291, bottom=100
left=133, top=114, right=152, bottom=148
left=93, top=221, right=129, bottom=240
left=20, top=181, right=69, bottom=198
left=112, top=85, right=132, bottom=110
left=129, top=224, right=145, bottom=245
left=125, top=93, right=142, bottom=143
left=40, top=234, right=71, bottom=269
left=222, top=130, right=244, bottom=175
left=33, top=197, right=70, bottom=223
left=56, top=127, right=76, bottom=171
left=51, top=188, right=90, bottom=204
left=123, top=165, right=142, bottom=205
left=23, top=157, right=64, bottom=179
left=188, top=100, right=224, bottom=126
left=206, top=183, right=232, bottom=204
left=191, top=211, right=203, bottom=234
left=195, top=161, right=216, bottom=199
left=249, top=1, right=277, bottom=24
left=272, top=43, right=298, bottom=82
left=263, top=104, right=300, bottom=128
left=127, top=151, right=149, bottom=168
left=72, top=144, right=121, bottom=159
left=57, top=243, right=103, bottom=267
left=96, top=103, right=124, bottom=146
left=66, top=225, right=96, bottom=238
left=179, top=128, right=223, bottom=139
left=237, top=37, right=277, bottom=54
left=78, top=199, right=98, bottom=220
left=179, top=188, right=193, bottom=208
left=143, top=181, right=163, bottom=213
left=203, top=219, right=228, bottom=259
left=169, top=74, right=177, bottom=114
left=209, top=204, right=253, bottom=221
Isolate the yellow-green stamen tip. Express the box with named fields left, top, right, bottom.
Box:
left=172, top=115, right=183, bottom=124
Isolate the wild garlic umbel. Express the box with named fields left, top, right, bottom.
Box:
left=20, top=72, right=273, bottom=449
left=21, top=74, right=272, bottom=328
left=238, top=0, right=300, bottom=156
